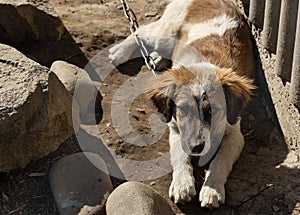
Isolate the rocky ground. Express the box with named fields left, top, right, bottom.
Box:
left=0, top=0, right=299, bottom=214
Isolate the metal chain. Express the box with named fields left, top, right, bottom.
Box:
left=120, top=0, right=158, bottom=77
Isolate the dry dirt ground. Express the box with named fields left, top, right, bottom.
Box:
left=1, top=0, right=300, bottom=214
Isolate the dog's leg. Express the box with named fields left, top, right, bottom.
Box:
left=168, top=121, right=196, bottom=203
left=199, top=119, right=244, bottom=208
left=109, top=22, right=156, bottom=66
left=109, top=0, right=190, bottom=66
left=109, top=20, right=178, bottom=66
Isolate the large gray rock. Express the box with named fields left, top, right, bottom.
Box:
left=0, top=0, right=88, bottom=68
left=0, top=44, right=79, bottom=172
left=106, top=181, right=175, bottom=215
left=49, top=152, right=113, bottom=215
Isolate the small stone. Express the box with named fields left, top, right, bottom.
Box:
left=272, top=206, right=280, bottom=212
left=145, top=12, right=158, bottom=17
left=116, top=139, right=123, bottom=144
left=116, top=5, right=123, bottom=10
left=147, top=167, right=153, bottom=172
left=136, top=108, right=146, bottom=114
left=150, top=181, right=156, bottom=186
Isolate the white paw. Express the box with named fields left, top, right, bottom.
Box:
left=169, top=173, right=196, bottom=203
left=108, top=37, right=136, bottom=66
left=199, top=185, right=225, bottom=208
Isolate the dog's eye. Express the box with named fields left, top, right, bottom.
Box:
left=207, top=106, right=212, bottom=118
left=202, top=100, right=211, bottom=121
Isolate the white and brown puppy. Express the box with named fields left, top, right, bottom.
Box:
left=109, top=0, right=256, bottom=208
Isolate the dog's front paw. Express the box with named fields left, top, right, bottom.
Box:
left=169, top=172, right=196, bottom=204
left=199, top=184, right=225, bottom=208
left=108, top=37, right=136, bottom=66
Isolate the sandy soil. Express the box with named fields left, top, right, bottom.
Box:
left=0, top=0, right=299, bottom=214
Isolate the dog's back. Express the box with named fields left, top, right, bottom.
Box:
left=173, top=0, right=255, bottom=78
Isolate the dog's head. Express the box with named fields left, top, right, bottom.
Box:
left=147, top=63, right=255, bottom=156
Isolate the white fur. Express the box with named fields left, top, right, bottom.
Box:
left=199, top=119, right=244, bottom=207
left=189, top=82, right=205, bottom=99
left=185, top=14, right=239, bottom=44
left=168, top=119, right=196, bottom=203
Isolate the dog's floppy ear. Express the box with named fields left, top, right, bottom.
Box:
left=216, top=68, right=256, bottom=124
left=147, top=90, right=175, bottom=123
left=147, top=66, right=194, bottom=123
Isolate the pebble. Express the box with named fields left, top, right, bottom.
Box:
left=116, top=139, right=123, bottom=144
left=145, top=12, right=158, bottom=17
left=150, top=181, right=156, bottom=186
left=136, top=108, right=146, bottom=114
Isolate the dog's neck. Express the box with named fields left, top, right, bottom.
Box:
left=172, top=42, right=207, bottom=68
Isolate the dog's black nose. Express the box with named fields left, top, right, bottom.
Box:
left=191, top=141, right=205, bottom=154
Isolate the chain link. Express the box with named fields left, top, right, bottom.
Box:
left=120, top=0, right=158, bottom=77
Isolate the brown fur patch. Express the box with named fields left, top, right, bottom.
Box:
left=189, top=21, right=255, bottom=78
left=216, top=68, right=255, bottom=102
left=185, top=0, right=240, bottom=23
left=165, top=66, right=196, bottom=85
left=148, top=66, right=195, bottom=97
